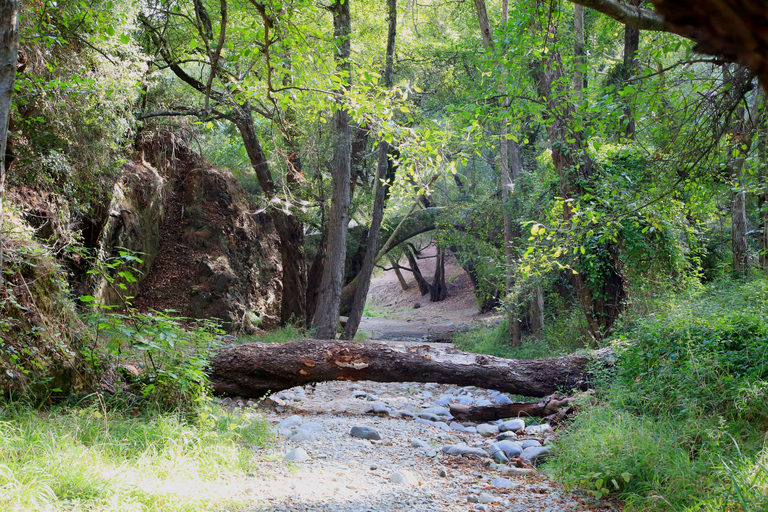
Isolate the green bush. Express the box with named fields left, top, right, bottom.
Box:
left=548, top=276, right=768, bottom=511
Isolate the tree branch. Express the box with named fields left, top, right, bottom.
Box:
left=567, top=0, right=668, bottom=31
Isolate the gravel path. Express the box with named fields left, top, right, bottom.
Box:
left=224, top=376, right=617, bottom=512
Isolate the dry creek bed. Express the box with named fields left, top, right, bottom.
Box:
left=220, top=379, right=618, bottom=512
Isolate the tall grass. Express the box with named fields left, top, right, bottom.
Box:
left=0, top=398, right=273, bottom=511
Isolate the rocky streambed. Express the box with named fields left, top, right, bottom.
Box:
left=222, top=379, right=616, bottom=512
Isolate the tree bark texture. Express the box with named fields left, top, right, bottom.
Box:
left=573, top=4, right=585, bottom=102
left=235, top=113, right=307, bottom=324
left=389, top=255, right=410, bottom=291
left=0, top=0, right=20, bottom=285
left=473, top=0, right=521, bottom=345
left=430, top=246, right=448, bottom=302
left=406, top=247, right=431, bottom=296
left=449, top=395, right=572, bottom=422
left=312, top=0, right=353, bottom=339
left=621, top=0, right=640, bottom=140
left=532, top=24, right=624, bottom=341
left=208, top=339, right=603, bottom=398
left=341, top=0, right=397, bottom=340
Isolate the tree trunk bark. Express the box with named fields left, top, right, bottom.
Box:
left=406, top=247, right=431, bottom=296
left=312, top=0, right=353, bottom=339
left=235, top=112, right=307, bottom=324
left=430, top=246, right=448, bottom=302
left=341, top=0, right=398, bottom=340
left=473, top=0, right=521, bottom=345
left=573, top=4, right=585, bottom=102
left=0, top=0, right=20, bottom=286
left=450, top=395, right=571, bottom=422
left=208, top=339, right=608, bottom=398
left=389, top=255, right=410, bottom=291
left=621, top=0, right=640, bottom=140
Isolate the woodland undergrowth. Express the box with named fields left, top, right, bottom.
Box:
left=545, top=275, right=768, bottom=511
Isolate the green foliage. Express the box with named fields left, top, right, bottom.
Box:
left=238, top=324, right=306, bottom=345
left=0, top=399, right=273, bottom=511
left=87, top=310, right=223, bottom=410
left=453, top=317, right=583, bottom=360
left=549, top=276, right=768, bottom=510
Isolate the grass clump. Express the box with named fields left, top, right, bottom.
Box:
left=0, top=397, right=273, bottom=511
left=547, top=276, right=768, bottom=511
left=239, top=323, right=306, bottom=344
left=453, top=317, right=584, bottom=359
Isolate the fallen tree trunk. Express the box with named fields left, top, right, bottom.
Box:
left=208, top=339, right=613, bottom=398
left=449, top=395, right=572, bottom=422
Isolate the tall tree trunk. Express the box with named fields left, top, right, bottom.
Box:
left=389, top=255, right=410, bottom=291
left=235, top=111, right=307, bottom=324
left=473, top=0, right=521, bottom=345
left=0, top=0, right=20, bottom=286
left=342, top=0, right=398, bottom=340
left=621, top=0, right=641, bottom=139
left=531, top=19, right=626, bottom=341
left=312, top=0, right=353, bottom=339
left=573, top=4, right=585, bottom=102
left=406, top=246, right=431, bottom=296
left=725, top=66, right=759, bottom=275
left=430, top=246, right=448, bottom=302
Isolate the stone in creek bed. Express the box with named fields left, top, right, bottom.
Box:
left=500, top=466, right=535, bottom=476
left=283, top=447, right=310, bottom=462
left=411, top=438, right=429, bottom=448
left=277, top=415, right=303, bottom=429
left=521, top=439, right=542, bottom=449
left=449, top=421, right=467, bottom=432
left=442, top=444, right=489, bottom=457
left=365, top=402, right=391, bottom=415
left=350, top=425, right=382, bottom=440
left=299, top=422, right=323, bottom=432
left=489, top=440, right=522, bottom=458
left=288, top=428, right=315, bottom=442
left=389, top=470, right=418, bottom=485
left=525, top=423, right=552, bottom=434
left=476, top=423, right=500, bottom=437
left=493, top=393, right=514, bottom=405
left=497, top=431, right=518, bottom=441
left=499, top=419, right=526, bottom=433
left=490, top=477, right=517, bottom=489
left=352, top=390, right=367, bottom=398
left=424, top=406, right=452, bottom=417
left=521, top=446, right=551, bottom=463
left=475, top=399, right=493, bottom=407
left=478, top=492, right=497, bottom=504
left=417, top=412, right=440, bottom=422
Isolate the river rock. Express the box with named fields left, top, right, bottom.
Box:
left=277, top=415, right=303, bottom=429
left=490, top=477, right=516, bottom=489
left=478, top=492, right=497, bottom=504
left=476, top=423, right=500, bottom=437
left=350, top=425, right=382, bottom=440
left=489, top=440, right=522, bottom=458
left=288, top=428, right=315, bottom=442
left=526, top=423, right=552, bottom=434
left=283, top=447, right=310, bottom=462
left=521, top=439, right=542, bottom=449
left=499, top=419, right=525, bottom=432
left=389, top=470, right=418, bottom=485
left=521, top=446, right=551, bottom=463
left=442, top=444, right=489, bottom=457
